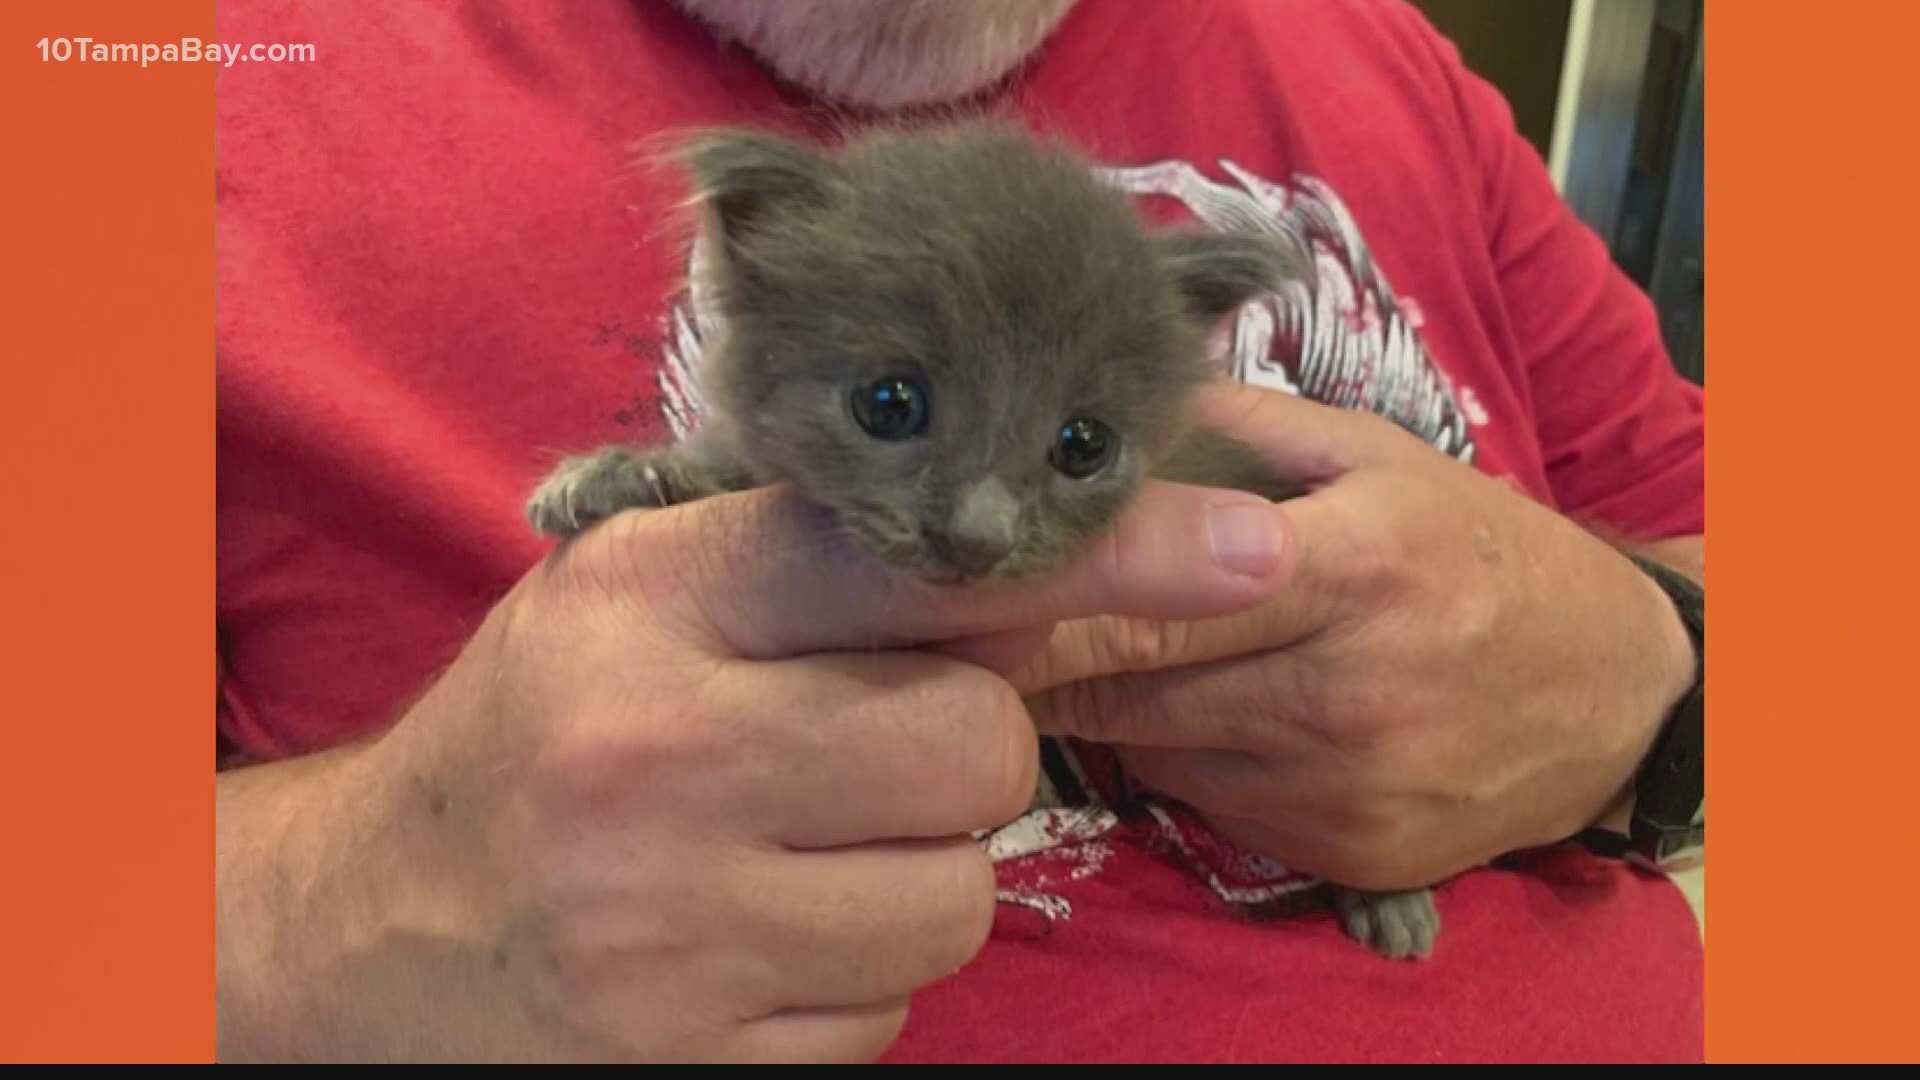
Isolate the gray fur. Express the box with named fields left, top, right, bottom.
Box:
left=527, top=118, right=1437, bottom=961
left=1334, top=887, right=1442, bottom=961
left=526, top=437, right=754, bottom=536
left=531, top=118, right=1302, bottom=583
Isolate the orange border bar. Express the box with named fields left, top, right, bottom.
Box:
left=1707, top=0, right=1920, bottom=1064
left=0, top=0, right=216, bottom=1063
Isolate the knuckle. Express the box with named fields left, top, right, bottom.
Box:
left=527, top=739, right=649, bottom=828
left=1289, top=657, right=1412, bottom=764
left=1442, top=564, right=1502, bottom=651
left=1008, top=638, right=1068, bottom=694
left=1104, top=617, right=1160, bottom=672
left=1323, top=477, right=1420, bottom=597
left=1308, top=713, right=1391, bottom=767
left=1281, top=664, right=1351, bottom=747
left=526, top=692, right=732, bottom=829
left=1353, top=526, right=1412, bottom=595
left=1094, top=616, right=1187, bottom=675
left=1013, top=621, right=1097, bottom=692
left=1055, top=670, right=1142, bottom=744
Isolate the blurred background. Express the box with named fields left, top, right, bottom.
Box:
left=1411, top=0, right=1704, bottom=387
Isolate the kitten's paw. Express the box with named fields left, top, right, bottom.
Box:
left=1334, top=886, right=1440, bottom=961
left=526, top=446, right=674, bottom=538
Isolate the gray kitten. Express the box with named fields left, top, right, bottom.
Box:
left=527, top=119, right=1440, bottom=961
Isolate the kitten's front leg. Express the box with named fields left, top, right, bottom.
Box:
left=526, top=441, right=748, bottom=539
left=1333, top=886, right=1441, bottom=961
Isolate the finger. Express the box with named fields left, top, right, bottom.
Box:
left=932, top=622, right=1058, bottom=679
left=714, top=651, right=1039, bottom=849
left=1024, top=646, right=1330, bottom=755
left=580, top=475, right=1298, bottom=662
left=1005, top=603, right=1323, bottom=697
left=736, top=1000, right=910, bottom=1064
left=1003, top=475, right=1382, bottom=695
left=735, top=837, right=996, bottom=1013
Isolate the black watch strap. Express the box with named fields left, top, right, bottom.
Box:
left=1619, top=552, right=1705, bottom=871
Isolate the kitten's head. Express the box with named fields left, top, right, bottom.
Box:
left=676, top=121, right=1298, bottom=585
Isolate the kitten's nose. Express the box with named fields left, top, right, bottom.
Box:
left=938, top=477, right=1019, bottom=577
left=933, top=529, right=1013, bottom=577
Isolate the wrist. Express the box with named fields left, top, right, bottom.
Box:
left=1589, top=546, right=1706, bottom=870
left=216, top=741, right=361, bottom=1060
left=1642, top=556, right=1702, bottom=714
left=214, top=733, right=427, bottom=1061
left=1577, top=552, right=1688, bottom=819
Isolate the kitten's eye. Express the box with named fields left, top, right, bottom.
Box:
left=1051, top=418, right=1117, bottom=479
left=850, top=376, right=930, bottom=440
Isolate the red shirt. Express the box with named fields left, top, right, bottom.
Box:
left=216, top=0, right=1705, bottom=1062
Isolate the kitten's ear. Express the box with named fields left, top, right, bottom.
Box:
left=677, top=128, right=839, bottom=246
left=1156, top=230, right=1303, bottom=325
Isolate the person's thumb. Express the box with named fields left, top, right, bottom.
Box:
left=571, top=476, right=1300, bottom=662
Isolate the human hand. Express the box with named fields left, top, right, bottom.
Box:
left=1013, top=382, right=1699, bottom=892
left=214, top=471, right=1292, bottom=1063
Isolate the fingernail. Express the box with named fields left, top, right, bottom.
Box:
left=1206, top=502, right=1285, bottom=579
